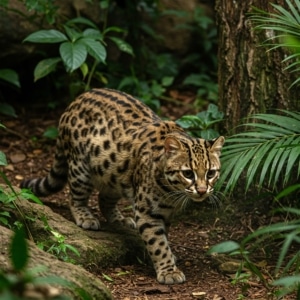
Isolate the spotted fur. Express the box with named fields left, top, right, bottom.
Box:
left=21, top=88, right=225, bottom=284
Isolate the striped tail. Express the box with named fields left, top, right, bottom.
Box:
left=20, top=151, right=68, bottom=197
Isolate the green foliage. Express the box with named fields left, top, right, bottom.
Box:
left=0, top=124, right=90, bottom=298
left=0, top=68, right=21, bottom=88
left=218, top=110, right=300, bottom=194
left=0, top=227, right=90, bottom=299
left=0, top=0, right=58, bottom=25
left=209, top=207, right=300, bottom=297
left=43, top=126, right=59, bottom=139
left=23, top=16, right=133, bottom=91
left=0, top=69, right=20, bottom=117
left=176, top=104, right=224, bottom=139
left=178, top=6, right=218, bottom=104
left=0, top=141, right=42, bottom=228
left=211, top=110, right=300, bottom=297
left=251, top=0, right=300, bottom=87
left=37, top=216, right=80, bottom=263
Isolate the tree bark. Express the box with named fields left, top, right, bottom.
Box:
left=215, top=0, right=300, bottom=133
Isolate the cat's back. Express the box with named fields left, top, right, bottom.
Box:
left=60, top=88, right=159, bottom=131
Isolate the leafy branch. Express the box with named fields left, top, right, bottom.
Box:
left=217, top=110, right=300, bottom=194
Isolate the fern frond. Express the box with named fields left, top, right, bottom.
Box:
left=250, top=0, right=300, bottom=87
left=218, top=111, right=300, bottom=194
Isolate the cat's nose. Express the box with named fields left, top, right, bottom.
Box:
left=197, top=186, right=207, bottom=195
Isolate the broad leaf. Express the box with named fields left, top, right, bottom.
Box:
left=63, top=26, right=82, bottom=42
left=34, top=57, right=61, bottom=81
left=108, top=36, right=134, bottom=56
left=0, top=69, right=20, bottom=87
left=0, top=103, right=17, bottom=118
left=10, top=227, right=28, bottom=271
left=208, top=241, right=240, bottom=254
left=0, top=151, right=7, bottom=166
left=65, top=17, right=98, bottom=29
left=176, top=115, right=204, bottom=129
left=83, top=28, right=103, bottom=41
left=59, top=41, right=87, bottom=72
left=24, top=29, right=68, bottom=43
left=78, top=38, right=107, bottom=63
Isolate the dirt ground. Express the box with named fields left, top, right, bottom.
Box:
left=0, top=96, right=297, bottom=300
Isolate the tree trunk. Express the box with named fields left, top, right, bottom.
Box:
left=215, top=0, right=300, bottom=133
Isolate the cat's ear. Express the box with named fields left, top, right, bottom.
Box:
left=164, top=136, right=182, bottom=157
left=209, top=136, right=225, bottom=157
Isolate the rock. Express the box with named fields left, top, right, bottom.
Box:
left=0, top=184, right=147, bottom=298
left=0, top=225, right=112, bottom=299
left=9, top=152, right=26, bottom=163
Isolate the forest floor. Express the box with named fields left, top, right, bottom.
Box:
left=0, top=92, right=298, bottom=300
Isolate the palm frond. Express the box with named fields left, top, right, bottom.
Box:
left=218, top=111, right=300, bottom=194
left=250, top=0, right=300, bottom=87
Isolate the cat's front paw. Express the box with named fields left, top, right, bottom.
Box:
left=122, top=217, right=136, bottom=229
left=157, top=268, right=186, bottom=284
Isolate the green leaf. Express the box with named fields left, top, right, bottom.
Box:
left=65, top=244, right=80, bottom=256
left=219, top=110, right=300, bottom=193
left=0, top=69, right=20, bottom=87
left=183, top=73, right=210, bottom=86
left=103, top=26, right=126, bottom=35
left=102, top=273, right=114, bottom=282
left=83, top=28, right=103, bottom=41
left=34, top=57, right=61, bottom=81
left=161, top=76, right=174, bottom=87
left=200, top=129, right=220, bottom=140
left=0, top=103, right=17, bottom=118
left=108, top=36, right=134, bottom=56
left=80, top=63, right=89, bottom=79
left=24, top=29, right=68, bottom=43
left=63, top=26, right=82, bottom=42
left=78, top=38, right=107, bottom=63
left=0, top=151, right=7, bottom=166
left=59, top=41, right=87, bottom=72
left=10, top=227, right=28, bottom=271
left=43, top=126, right=58, bottom=139
left=208, top=241, right=240, bottom=254
left=273, top=275, right=300, bottom=287
left=176, top=115, right=204, bottom=129
left=65, top=17, right=98, bottom=29
left=20, top=189, right=43, bottom=204
left=276, top=184, right=300, bottom=200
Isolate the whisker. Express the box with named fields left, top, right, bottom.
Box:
left=208, top=191, right=225, bottom=210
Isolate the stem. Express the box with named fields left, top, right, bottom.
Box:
left=85, top=60, right=98, bottom=91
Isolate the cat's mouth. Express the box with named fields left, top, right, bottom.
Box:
left=185, top=189, right=211, bottom=202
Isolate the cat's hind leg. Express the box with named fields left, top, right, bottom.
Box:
left=99, top=193, right=136, bottom=229
left=68, top=161, right=100, bottom=230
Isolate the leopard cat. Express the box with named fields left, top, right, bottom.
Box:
left=21, top=88, right=225, bottom=284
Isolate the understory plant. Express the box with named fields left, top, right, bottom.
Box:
left=0, top=68, right=20, bottom=117
left=176, top=103, right=224, bottom=139
left=0, top=227, right=92, bottom=299
left=0, top=126, right=89, bottom=298
left=23, top=16, right=133, bottom=91
left=251, top=0, right=300, bottom=87
left=212, top=110, right=300, bottom=297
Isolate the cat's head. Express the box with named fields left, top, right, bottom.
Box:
left=163, top=131, right=225, bottom=202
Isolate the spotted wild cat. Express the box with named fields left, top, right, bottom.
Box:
left=21, top=88, right=224, bottom=284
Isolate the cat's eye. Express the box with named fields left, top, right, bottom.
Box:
left=182, top=170, right=194, bottom=180
left=206, top=170, right=216, bottom=179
